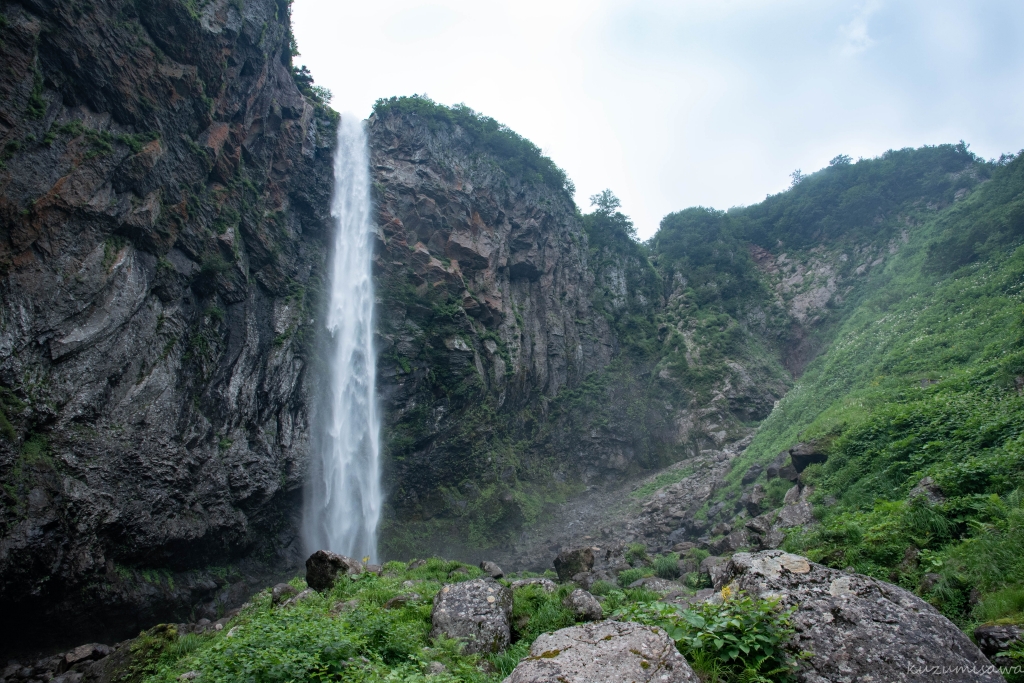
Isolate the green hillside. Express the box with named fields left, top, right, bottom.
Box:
left=724, top=150, right=1024, bottom=628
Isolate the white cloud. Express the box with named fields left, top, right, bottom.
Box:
left=838, top=0, right=882, bottom=57
left=291, top=0, right=1024, bottom=239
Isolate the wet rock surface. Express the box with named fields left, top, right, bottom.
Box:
left=430, top=578, right=513, bottom=654
left=502, top=620, right=699, bottom=683
left=0, top=0, right=333, bottom=651
left=724, top=550, right=1004, bottom=683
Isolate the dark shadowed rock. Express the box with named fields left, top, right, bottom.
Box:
left=563, top=589, right=603, bottom=621
left=788, top=441, right=828, bottom=472
left=975, top=624, right=1023, bottom=667
left=722, top=550, right=1003, bottom=683
left=767, top=451, right=799, bottom=481
left=502, top=620, right=699, bottom=683
left=480, top=561, right=504, bottom=578
left=305, top=551, right=363, bottom=592
left=741, top=463, right=764, bottom=485
left=431, top=578, right=513, bottom=654
left=554, top=548, right=594, bottom=582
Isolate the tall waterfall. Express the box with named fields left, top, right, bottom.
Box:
left=303, top=115, right=381, bottom=561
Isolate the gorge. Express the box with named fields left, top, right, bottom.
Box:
left=0, top=0, right=1023, bottom=679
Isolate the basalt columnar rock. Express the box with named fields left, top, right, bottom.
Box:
left=0, top=0, right=334, bottom=650
left=722, top=551, right=1004, bottom=683
left=430, top=578, right=513, bottom=654
left=502, top=620, right=699, bottom=683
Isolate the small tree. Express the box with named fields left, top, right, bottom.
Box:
left=829, top=154, right=852, bottom=167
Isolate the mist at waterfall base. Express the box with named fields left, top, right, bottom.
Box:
left=302, top=115, right=382, bottom=562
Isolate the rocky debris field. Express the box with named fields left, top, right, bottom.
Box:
left=2, top=545, right=1013, bottom=683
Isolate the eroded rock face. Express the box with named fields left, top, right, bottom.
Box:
left=368, top=111, right=616, bottom=551
left=430, top=578, right=513, bottom=654
left=723, top=551, right=1004, bottom=683
left=0, top=0, right=333, bottom=650
left=502, top=620, right=698, bottom=683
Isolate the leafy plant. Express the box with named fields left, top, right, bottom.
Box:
left=614, top=590, right=798, bottom=682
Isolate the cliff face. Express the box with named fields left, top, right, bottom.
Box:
left=0, top=0, right=333, bottom=647
left=367, top=107, right=617, bottom=555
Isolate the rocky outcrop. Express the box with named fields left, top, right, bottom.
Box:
left=430, top=577, right=513, bottom=654
left=502, top=620, right=698, bottom=683
left=0, top=0, right=334, bottom=650
left=722, top=551, right=1004, bottom=683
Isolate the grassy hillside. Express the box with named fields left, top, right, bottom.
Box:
left=722, top=151, right=1024, bottom=629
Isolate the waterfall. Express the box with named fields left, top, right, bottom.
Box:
left=303, top=115, right=381, bottom=562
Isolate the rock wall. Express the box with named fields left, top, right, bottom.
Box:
left=0, top=0, right=334, bottom=649
left=368, top=109, right=616, bottom=552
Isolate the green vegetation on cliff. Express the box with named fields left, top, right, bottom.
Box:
left=373, top=95, right=575, bottom=197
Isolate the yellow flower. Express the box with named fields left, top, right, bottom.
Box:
left=720, top=585, right=732, bottom=601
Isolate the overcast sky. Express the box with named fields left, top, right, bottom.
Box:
left=291, top=0, right=1024, bottom=239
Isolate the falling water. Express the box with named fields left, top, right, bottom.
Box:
left=303, top=115, right=381, bottom=561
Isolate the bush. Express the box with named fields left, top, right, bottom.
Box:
left=614, top=589, right=797, bottom=682
left=617, top=568, right=645, bottom=588
left=625, top=543, right=649, bottom=567
left=654, top=553, right=680, bottom=580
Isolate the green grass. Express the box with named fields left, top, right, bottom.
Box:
left=714, top=152, right=1024, bottom=629
left=631, top=466, right=695, bottom=499
left=123, top=559, right=785, bottom=682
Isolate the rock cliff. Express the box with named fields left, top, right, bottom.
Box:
left=0, top=0, right=334, bottom=649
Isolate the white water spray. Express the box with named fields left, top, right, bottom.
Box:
left=303, top=115, right=381, bottom=561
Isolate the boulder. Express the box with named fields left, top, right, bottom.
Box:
left=502, top=620, right=699, bottom=683
left=271, top=583, right=298, bottom=605
left=305, top=550, right=362, bottom=592
left=699, top=555, right=731, bottom=589
left=58, top=644, right=112, bottom=673
left=788, top=441, right=828, bottom=472
left=562, top=589, right=603, bottom=621
left=776, top=485, right=815, bottom=528
left=908, top=476, right=946, bottom=505
left=572, top=571, right=596, bottom=589
left=721, top=550, right=1003, bottom=682
left=554, top=547, right=595, bottom=582
left=480, top=560, right=505, bottom=578
left=740, top=485, right=766, bottom=516
left=383, top=593, right=421, bottom=609
left=741, top=463, right=764, bottom=485
left=626, top=577, right=686, bottom=593
left=431, top=578, right=513, bottom=654
left=975, top=624, right=1022, bottom=665
left=510, top=578, right=557, bottom=592
left=767, top=451, right=799, bottom=481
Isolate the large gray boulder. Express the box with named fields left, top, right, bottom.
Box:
left=502, top=620, right=698, bottom=683
left=430, top=578, right=513, bottom=654
left=305, top=550, right=362, bottom=592
left=722, top=550, right=1005, bottom=683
